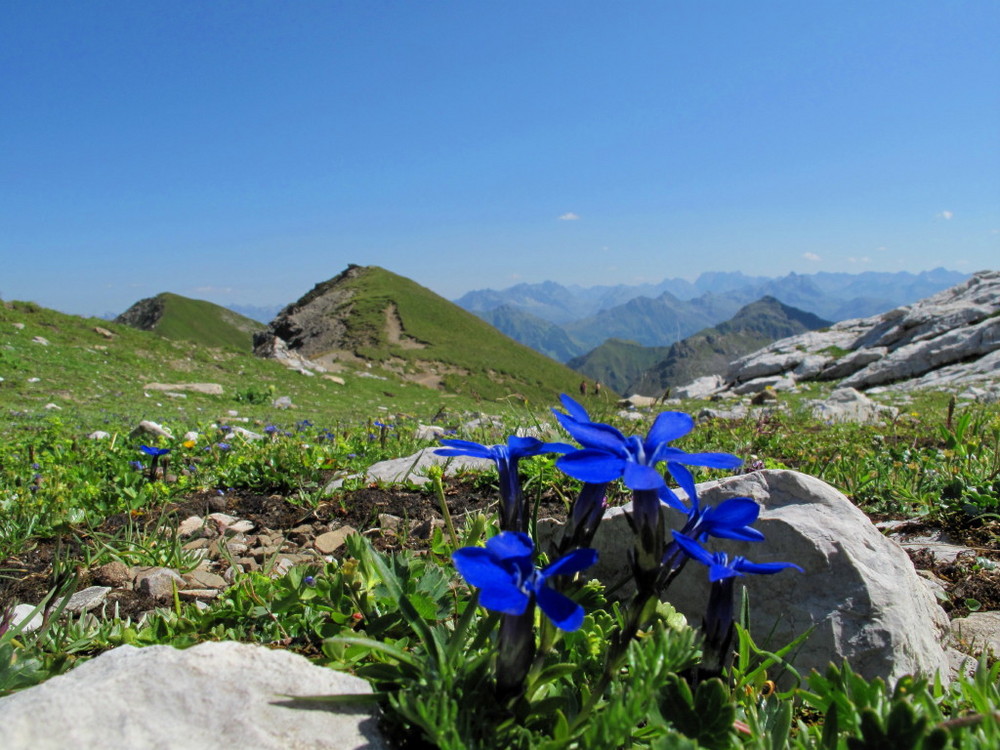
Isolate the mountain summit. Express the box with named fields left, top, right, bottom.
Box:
left=115, top=292, right=264, bottom=351
left=253, top=265, right=583, bottom=402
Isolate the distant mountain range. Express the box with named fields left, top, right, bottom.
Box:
left=568, top=296, right=830, bottom=395
left=456, top=268, right=968, bottom=362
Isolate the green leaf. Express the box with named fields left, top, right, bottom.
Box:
left=324, top=635, right=422, bottom=670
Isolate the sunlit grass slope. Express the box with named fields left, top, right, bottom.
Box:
left=115, top=292, right=266, bottom=352
left=0, top=299, right=492, bottom=432
left=300, top=265, right=590, bottom=403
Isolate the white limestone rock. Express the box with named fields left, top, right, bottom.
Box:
left=949, top=611, right=1000, bottom=659
left=131, top=420, right=174, bottom=440
left=841, top=315, right=1000, bottom=390
left=731, top=374, right=796, bottom=395
left=671, top=375, right=725, bottom=400
left=326, top=447, right=492, bottom=490
left=0, top=641, right=387, bottom=750
left=576, top=470, right=952, bottom=685
left=414, top=424, right=448, bottom=441
left=143, top=382, right=224, bottom=395
left=717, top=271, right=1000, bottom=395
left=810, top=387, right=899, bottom=424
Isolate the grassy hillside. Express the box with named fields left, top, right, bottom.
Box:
left=115, top=292, right=266, bottom=351
left=0, top=298, right=492, bottom=432
left=277, top=266, right=587, bottom=403
left=567, top=339, right=671, bottom=395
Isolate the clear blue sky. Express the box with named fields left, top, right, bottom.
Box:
left=2, top=1, right=997, bottom=317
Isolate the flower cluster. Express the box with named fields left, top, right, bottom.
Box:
left=439, top=394, right=802, bottom=701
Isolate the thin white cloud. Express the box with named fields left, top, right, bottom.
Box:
left=847, top=256, right=872, bottom=264
left=193, top=286, right=235, bottom=294
left=558, top=212, right=580, bottom=221
left=802, top=252, right=822, bottom=262
left=937, top=210, right=954, bottom=220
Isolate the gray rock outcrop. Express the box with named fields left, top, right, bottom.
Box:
left=0, top=641, right=387, bottom=750
left=325, top=447, right=493, bottom=490
left=681, top=270, right=1000, bottom=398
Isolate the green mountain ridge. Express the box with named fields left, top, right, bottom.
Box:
left=256, top=265, right=588, bottom=403
left=115, top=292, right=265, bottom=351
left=566, top=339, right=672, bottom=395
left=570, top=296, right=830, bottom=396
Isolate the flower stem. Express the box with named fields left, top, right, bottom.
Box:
left=431, top=469, right=460, bottom=549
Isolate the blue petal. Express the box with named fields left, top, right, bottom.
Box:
left=485, top=531, right=534, bottom=561
left=707, top=525, right=766, bottom=543
left=540, top=441, right=577, bottom=455
left=479, top=585, right=531, bottom=615
left=709, top=562, right=741, bottom=582
left=554, top=414, right=628, bottom=453
left=556, top=451, right=627, bottom=483
left=707, top=497, right=760, bottom=527
left=540, top=548, right=598, bottom=579
left=645, top=411, right=694, bottom=449
left=452, top=548, right=514, bottom=589
left=672, top=531, right=714, bottom=567
left=536, top=585, right=585, bottom=631
left=666, top=462, right=698, bottom=507
left=506, top=435, right=544, bottom=458
left=656, top=448, right=743, bottom=469
left=557, top=394, right=591, bottom=423
left=734, top=559, right=804, bottom=576
left=658, top=485, right=689, bottom=513
left=622, top=462, right=666, bottom=491
left=435, top=439, right=495, bottom=460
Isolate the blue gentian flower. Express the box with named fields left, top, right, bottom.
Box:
left=435, top=435, right=573, bottom=532
left=553, top=395, right=742, bottom=497
left=452, top=531, right=597, bottom=632
left=264, top=425, right=278, bottom=435
left=673, top=529, right=802, bottom=681
left=672, top=531, right=803, bottom=581
left=668, top=462, right=764, bottom=543
left=129, top=461, right=144, bottom=471
left=215, top=442, right=231, bottom=451
left=139, top=445, right=171, bottom=457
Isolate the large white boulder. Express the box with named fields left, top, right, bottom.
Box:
left=579, top=470, right=952, bottom=685
left=0, top=640, right=387, bottom=749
